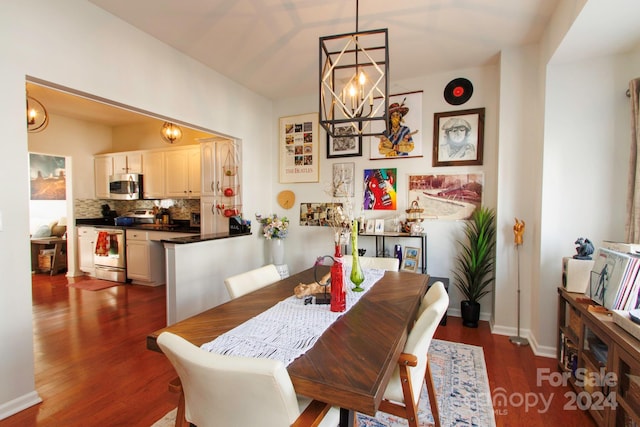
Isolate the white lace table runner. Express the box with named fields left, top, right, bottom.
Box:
left=200, top=267, right=385, bottom=366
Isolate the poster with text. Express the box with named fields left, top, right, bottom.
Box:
left=279, top=113, right=319, bottom=183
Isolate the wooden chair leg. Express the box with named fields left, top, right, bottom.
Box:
left=168, top=377, right=188, bottom=427
left=425, top=359, right=441, bottom=427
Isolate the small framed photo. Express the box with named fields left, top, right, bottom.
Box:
left=400, top=247, right=421, bottom=272
left=365, top=220, right=375, bottom=234
left=374, top=219, right=385, bottom=234
left=432, top=108, right=485, bottom=167
left=327, top=125, right=362, bottom=158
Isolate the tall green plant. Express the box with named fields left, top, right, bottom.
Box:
left=453, top=207, right=497, bottom=302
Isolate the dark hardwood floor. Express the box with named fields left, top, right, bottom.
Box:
left=0, top=273, right=596, bottom=426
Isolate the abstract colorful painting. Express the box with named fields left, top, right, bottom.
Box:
left=363, top=168, right=397, bottom=210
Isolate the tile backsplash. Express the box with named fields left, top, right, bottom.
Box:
left=74, top=198, right=199, bottom=221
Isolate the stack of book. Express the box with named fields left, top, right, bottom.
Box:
left=588, top=247, right=640, bottom=310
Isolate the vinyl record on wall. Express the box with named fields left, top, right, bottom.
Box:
left=444, top=78, right=473, bottom=105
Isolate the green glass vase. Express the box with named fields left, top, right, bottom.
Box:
left=350, top=220, right=365, bottom=292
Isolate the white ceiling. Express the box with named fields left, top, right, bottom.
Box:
left=87, top=0, right=563, bottom=100
left=31, top=1, right=640, bottom=126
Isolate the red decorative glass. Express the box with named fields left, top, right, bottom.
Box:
left=330, top=245, right=346, bottom=312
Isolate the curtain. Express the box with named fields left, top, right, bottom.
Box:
left=625, top=78, right=640, bottom=243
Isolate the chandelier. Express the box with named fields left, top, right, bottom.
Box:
left=161, top=122, right=183, bottom=144
left=319, top=0, right=389, bottom=138
left=26, top=93, right=49, bottom=133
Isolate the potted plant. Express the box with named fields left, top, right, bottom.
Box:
left=453, top=206, right=496, bottom=328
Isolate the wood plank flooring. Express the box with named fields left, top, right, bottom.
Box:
left=0, top=273, right=597, bottom=426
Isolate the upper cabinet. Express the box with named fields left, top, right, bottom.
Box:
left=94, top=155, right=113, bottom=199
left=141, top=151, right=165, bottom=199
left=94, top=146, right=200, bottom=200
left=113, top=152, right=142, bottom=174
left=164, top=146, right=201, bottom=198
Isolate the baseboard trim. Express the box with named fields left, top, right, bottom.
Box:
left=0, top=391, right=42, bottom=421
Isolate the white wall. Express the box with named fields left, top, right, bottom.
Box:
left=0, top=0, right=274, bottom=419
left=272, top=64, right=500, bottom=320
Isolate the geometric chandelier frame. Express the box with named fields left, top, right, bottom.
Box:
left=319, top=26, right=389, bottom=139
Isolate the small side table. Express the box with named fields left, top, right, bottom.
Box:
left=275, top=264, right=290, bottom=279
left=31, top=237, right=67, bottom=275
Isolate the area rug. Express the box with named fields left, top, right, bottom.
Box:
left=67, top=279, right=120, bottom=291
left=150, top=339, right=495, bottom=427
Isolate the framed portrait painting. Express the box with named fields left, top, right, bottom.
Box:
left=279, top=113, right=319, bottom=183
left=432, top=108, right=485, bottom=167
left=327, top=125, right=362, bottom=158
left=369, top=91, right=423, bottom=159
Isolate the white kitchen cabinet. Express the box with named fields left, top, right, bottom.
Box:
left=94, top=156, right=113, bottom=199
left=164, top=147, right=201, bottom=198
left=141, top=151, right=165, bottom=199
left=112, top=152, right=142, bottom=174
left=126, top=229, right=163, bottom=285
left=200, top=139, right=242, bottom=233
left=77, top=226, right=97, bottom=275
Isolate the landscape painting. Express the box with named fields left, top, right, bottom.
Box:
left=29, top=154, right=66, bottom=200
left=408, top=173, right=483, bottom=220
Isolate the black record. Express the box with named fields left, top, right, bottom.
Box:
left=444, top=78, right=473, bottom=105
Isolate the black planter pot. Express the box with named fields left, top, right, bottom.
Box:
left=461, top=300, right=481, bottom=328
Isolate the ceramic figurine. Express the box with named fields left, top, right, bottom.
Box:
left=573, top=237, right=594, bottom=260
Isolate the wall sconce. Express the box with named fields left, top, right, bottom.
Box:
left=26, top=94, right=49, bottom=133
left=319, top=0, right=389, bottom=138
left=161, top=122, right=183, bottom=144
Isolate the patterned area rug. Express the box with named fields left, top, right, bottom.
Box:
left=150, top=339, right=495, bottom=427
left=356, top=339, right=495, bottom=427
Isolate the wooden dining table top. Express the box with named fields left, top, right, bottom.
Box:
left=146, top=266, right=429, bottom=416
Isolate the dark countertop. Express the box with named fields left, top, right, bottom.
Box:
left=75, top=218, right=201, bottom=234
left=162, top=231, right=252, bottom=244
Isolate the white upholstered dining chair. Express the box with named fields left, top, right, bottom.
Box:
left=341, top=255, right=399, bottom=271
left=157, top=331, right=340, bottom=427
left=224, top=263, right=281, bottom=299
left=377, top=281, right=449, bottom=427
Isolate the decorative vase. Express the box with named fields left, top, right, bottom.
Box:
left=270, top=238, right=285, bottom=265
left=350, top=220, right=365, bottom=292
left=330, top=244, right=346, bottom=312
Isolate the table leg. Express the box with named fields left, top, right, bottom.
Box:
left=339, top=408, right=354, bottom=427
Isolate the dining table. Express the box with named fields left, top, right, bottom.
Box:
left=146, top=265, right=429, bottom=425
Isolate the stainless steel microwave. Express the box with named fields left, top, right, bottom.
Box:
left=109, top=173, right=143, bottom=200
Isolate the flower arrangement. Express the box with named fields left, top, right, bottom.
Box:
left=255, top=214, right=289, bottom=239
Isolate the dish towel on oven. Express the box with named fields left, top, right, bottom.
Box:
left=200, top=267, right=385, bottom=366
left=95, top=231, right=109, bottom=256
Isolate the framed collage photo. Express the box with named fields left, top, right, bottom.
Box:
left=400, top=247, right=421, bottom=273
left=432, top=108, right=485, bottom=167
left=279, top=113, right=319, bottom=183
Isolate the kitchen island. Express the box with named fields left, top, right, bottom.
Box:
left=162, top=231, right=252, bottom=325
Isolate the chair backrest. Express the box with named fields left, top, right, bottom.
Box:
left=224, top=264, right=281, bottom=299
left=157, top=331, right=302, bottom=427
left=395, top=281, right=449, bottom=404
left=342, top=255, right=400, bottom=271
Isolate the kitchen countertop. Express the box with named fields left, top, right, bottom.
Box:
left=75, top=218, right=201, bottom=234
left=162, top=231, right=251, bottom=244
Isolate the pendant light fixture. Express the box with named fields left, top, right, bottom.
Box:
left=161, top=122, right=183, bottom=144
left=26, top=93, right=49, bottom=133
left=319, top=0, right=389, bottom=138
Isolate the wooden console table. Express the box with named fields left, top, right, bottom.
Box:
left=557, top=287, right=640, bottom=426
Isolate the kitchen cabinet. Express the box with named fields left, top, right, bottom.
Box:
left=126, top=229, right=163, bottom=285
left=164, top=147, right=201, bottom=198
left=113, top=152, right=142, bottom=174
left=200, top=139, right=242, bottom=233
left=141, top=151, right=165, bottom=199
left=77, top=226, right=97, bottom=275
left=94, top=156, right=113, bottom=199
